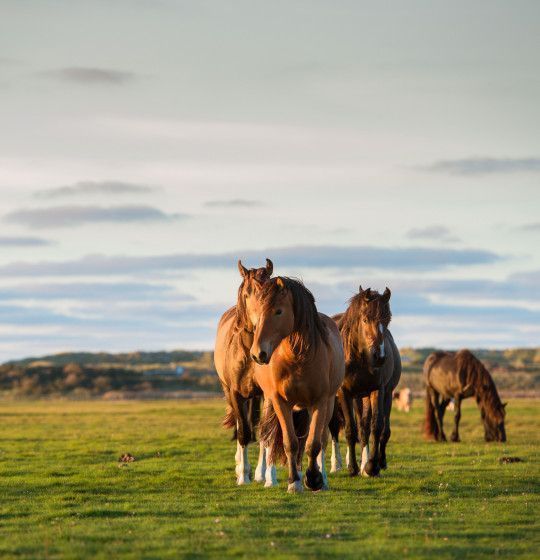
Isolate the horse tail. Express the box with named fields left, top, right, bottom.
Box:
left=222, top=404, right=237, bottom=441
left=423, top=353, right=439, bottom=440
left=260, top=406, right=310, bottom=465
left=328, top=397, right=343, bottom=441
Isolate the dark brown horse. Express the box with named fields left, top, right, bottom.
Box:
left=214, top=258, right=275, bottom=485
left=423, top=349, right=506, bottom=442
left=330, top=286, right=401, bottom=477
left=248, top=277, right=345, bottom=492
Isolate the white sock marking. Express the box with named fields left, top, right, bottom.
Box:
left=254, top=441, right=266, bottom=482
left=346, top=447, right=350, bottom=468
left=236, top=443, right=251, bottom=485
left=317, top=450, right=329, bottom=490
left=264, top=448, right=278, bottom=487
left=360, top=444, right=369, bottom=473
left=330, top=440, right=342, bottom=473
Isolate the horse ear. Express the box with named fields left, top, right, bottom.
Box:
left=276, top=277, right=285, bottom=290
left=503, top=402, right=508, bottom=408
left=359, top=285, right=363, bottom=293
left=265, top=258, right=273, bottom=276
left=382, top=287, right=391, bottom=302
left=238, top=260, right=248, bottom=278
left=363, top=288, right=372, bottom=300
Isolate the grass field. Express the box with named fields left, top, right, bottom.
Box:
left=0, top=399, right=538, bottom=559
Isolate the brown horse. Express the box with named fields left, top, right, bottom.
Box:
left=214, top=258, right=276, bottom=485
left=423, top=349, right=506, bottom=442
left=330, top=286, right=401, bottom=477
left=247, top=277, right=345, bottom=492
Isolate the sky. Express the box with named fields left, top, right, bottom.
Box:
left=0, top=0, right=539, bottom=361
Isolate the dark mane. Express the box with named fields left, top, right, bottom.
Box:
left=338, top=289, right=392, bottom=363
left=258, top=277, right=328, bottom=356
left=456, top=349, right=505, bottom=423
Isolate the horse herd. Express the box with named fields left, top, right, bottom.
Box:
left=214, top=259, right=507, bottom=493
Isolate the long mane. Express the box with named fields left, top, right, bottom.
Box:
left=456, top=349, right=505, bottom=423
left=258, top=277, right=328, bottom=357
left=338, top=289, right=392, bottom=363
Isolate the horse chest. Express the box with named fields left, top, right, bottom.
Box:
left=344, top=364, right=379, bottom=395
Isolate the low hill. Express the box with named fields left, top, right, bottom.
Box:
left=1, top=347, right=539, bottom=398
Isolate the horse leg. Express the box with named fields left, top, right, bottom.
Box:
left=429, top=389, right=446, bottom=442
left=450, top=397, right=462, bottom=442
left=356, top=397, right=371, bottom=474
left=437, top=398, right=449, bottom=442
left=272, top=396, right=302, bottom=493
left=304, top=399, right=328, bottom=491
left=363, top=388, right=384, bottom=477
left=379, top=389, right=393, bottom=470
left=257, top=398, right=277, bottom=487
left=339, top=389, right=359, bottom=476
left=329, top=398, right=342, bottom=473
left=231, top=391, right=252, bottom=484
left=316, top=398, right=335, bottom=489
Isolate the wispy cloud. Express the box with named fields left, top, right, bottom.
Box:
left=422, top=157, right=540, bottom=175
left=0, top=244, right=501, bottom=277
left=518, top=222, right=540, bottom=232
left=3, top=205, right=185, bottom=229
left=0, top=236, right=51, bottom=247
left=406, top=225, right=460, bottom=243
left=40, top=67, right=136, bottom=85
left=34, top=181, right=156, bottom=199
left=204, top=199, right=264, bottom=208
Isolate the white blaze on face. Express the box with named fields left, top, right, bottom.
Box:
left=379, top=323, right=385, bottom=358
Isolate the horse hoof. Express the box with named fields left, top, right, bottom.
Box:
left=236, top=473, right=251, bottom=485
left=287, top=480, right=303, bottom=493
left=348, top=466, right=360, bottom=477
left=254, top=467, right=265, bottom=482
left=330, top=465, right=341, bottom=474
left=362, top=460, right=380, bottom=478
left=304, top=469, right=324, bottom=491
left=450, top=434, right=460, bottom=443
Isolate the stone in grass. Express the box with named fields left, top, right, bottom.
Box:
left=118, top=453, right=136, bottom=463
left=499, top=456, right=523, bottom=464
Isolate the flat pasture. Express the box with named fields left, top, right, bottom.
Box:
left=0, top=399, right=538, bottom=559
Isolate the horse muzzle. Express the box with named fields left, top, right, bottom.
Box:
left=251, top=350, right=270, bottom=365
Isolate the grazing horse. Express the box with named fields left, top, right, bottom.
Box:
left=423, top=349, right=506, bottom=442
left=248, top=277, right=345, bottom=493
left=214, top=258, right=277, bottom=485
left=330, top=287, right=401, bottom=477
left=393, top=387, right=413, bottom=412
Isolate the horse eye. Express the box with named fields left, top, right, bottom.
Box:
left=363, top=318, right=368, bottom=324
left=275, top=309, right=283, bottom=316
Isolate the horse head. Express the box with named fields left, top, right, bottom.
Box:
left=236, top=258, right=273, bottom=332
left=358, top=285, right=392, bottom=369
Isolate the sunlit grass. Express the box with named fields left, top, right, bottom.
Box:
left=0, top=399, right=538, bottom=559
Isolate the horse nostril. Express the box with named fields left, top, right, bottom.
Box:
left=251, top=354, right=259, bottom=363
left=259, top=351, right=268, bottom=364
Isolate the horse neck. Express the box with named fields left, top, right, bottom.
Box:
left=341, top=309, right=369, bottom=363
left=474, top=367, right=502, bottom=420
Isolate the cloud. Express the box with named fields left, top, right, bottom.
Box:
left=406, top=225, right=460, bottom=243
left=3, top=205, right=185, bottom=229
left=518, top=222, right=540, bottom=232
left=0, top=282, right=191, bottom=302
left=204, top=199, right=264, bottom=208
left=34, top=181, right=156, bottom=199
left=422, top=157, right=540, bottom=175
left=0, top=236, right=51, bottom=247
left=0, top=244, right=501, bottom=277
left=40, top=67, right=136, bottom=85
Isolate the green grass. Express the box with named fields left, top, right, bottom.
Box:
left=0, top=399, right=538, bottom=559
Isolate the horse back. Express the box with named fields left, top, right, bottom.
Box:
left=424, top=351, right=465, bottom=399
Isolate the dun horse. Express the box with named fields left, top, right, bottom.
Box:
left=330, top=287, right=401, bottom=477
left=248, top=277, right=345, bottom=492
left=214, top=259, right=276, bottom=485
left=423, top=349, right=506, bottom=442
